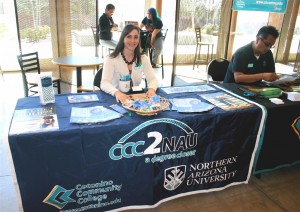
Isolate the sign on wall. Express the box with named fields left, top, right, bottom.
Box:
left=233, top=0, right=287, bottom=13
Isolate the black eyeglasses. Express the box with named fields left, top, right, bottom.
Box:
left=259, top=37, right=275, bottom=49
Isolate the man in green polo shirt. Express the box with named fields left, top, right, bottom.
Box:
left=224, top=26, right=280, bottom=84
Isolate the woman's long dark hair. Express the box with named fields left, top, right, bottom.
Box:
left=110, top=24, right=144, bottom=66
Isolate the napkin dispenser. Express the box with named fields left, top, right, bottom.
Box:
left=38, top=73, right=55, bottom=105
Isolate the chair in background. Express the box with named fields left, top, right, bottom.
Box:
left=149, top=28, right=168, bottom=79
left=193, top=27, right=214, bottom=70
left=206, top=58, right=230, bottom=84
left=77, top=67, right=148, bottom=92
left=140, top=30, right=151, bottom=53
left=17, top=52, right=61, bottom=97
left=77, top=67, right=103, bottom=92
left=93, top=67, right=103, bottom=90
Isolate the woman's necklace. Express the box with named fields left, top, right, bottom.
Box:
left=121, top=52, right=135, bottom=65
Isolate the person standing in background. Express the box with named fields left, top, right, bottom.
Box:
left=140, top=8, right=164, bottom=68
left=98, top=4, right=118, bottom=50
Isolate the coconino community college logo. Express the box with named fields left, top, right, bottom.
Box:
left=43, top=185, right=75, bottom=209
left=292, top=116, right=300, bottom=139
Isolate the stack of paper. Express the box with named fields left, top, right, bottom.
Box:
left=264, top=75, right=298, bottom=87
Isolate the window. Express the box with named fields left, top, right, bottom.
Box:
left=98, top=0, right=145, bottom=26
left=16, top=0, right=53, bottom=59
left=289, top=6, right=300, bottom=55
left=229, top=11, right=269, bottom=59
left=70, top=0, right=96, bottom=56
left=161, top=0, right=176, bottom=64
left=70, top=0, right=146, bottom=57
left=0, top=0, right=19, bottom=70
left=175, top=0, right=221, bottom=64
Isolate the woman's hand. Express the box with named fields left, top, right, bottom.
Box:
left=114, top=91, right=130, bottom=104
left=146, top=88, right=156, bottom=97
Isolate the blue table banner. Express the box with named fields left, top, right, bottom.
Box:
left=8, top=87, right=266, bottom=212
left=233, top=0, right=287, bottom=13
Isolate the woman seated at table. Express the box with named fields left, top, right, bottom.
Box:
left=100, top=24, right=158, bottom=104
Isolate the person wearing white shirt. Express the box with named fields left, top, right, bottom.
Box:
left=101, top=24, right=158, bottom=103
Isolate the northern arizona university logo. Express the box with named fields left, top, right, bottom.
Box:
left=164, top=165, right=186, bottom=191
left=43, top=185, right=75, bottom=209
left=292, top=116, right=300, bottom=139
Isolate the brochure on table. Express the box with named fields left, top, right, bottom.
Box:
left=161, top=85, right=216, bottom=94
left=9, top=106, right=59, bottom=135
left=169, top=98, right=215, bottom=113
left=68, top=94, right=99, bottom=103
left=200, top=92, right=253, bottom=111
left=70, top=106, right=122, bottom=124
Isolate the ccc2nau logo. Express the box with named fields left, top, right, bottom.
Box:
left=109, top=118, right=198, bottom=160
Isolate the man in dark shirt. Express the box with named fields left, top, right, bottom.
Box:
left=224, top=25, right=280, bottom=84
left=98, top=4, right=118, bottom=50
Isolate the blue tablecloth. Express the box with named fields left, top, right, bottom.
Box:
left=219, top=83, right=300, bottom=175
left=8, top=85, right=265, bottom=212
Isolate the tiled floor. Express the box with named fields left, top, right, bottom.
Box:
left=1, top=66, right=300, bottom=212
left=0, top=72, right=24, bottom=212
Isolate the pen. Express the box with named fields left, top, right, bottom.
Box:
left=237, top=87, right=255, bottom=97
left=237, top=87, right=250, bottom=93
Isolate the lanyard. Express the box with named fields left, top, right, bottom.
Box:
left=129, top=69, right=133, bottom=88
